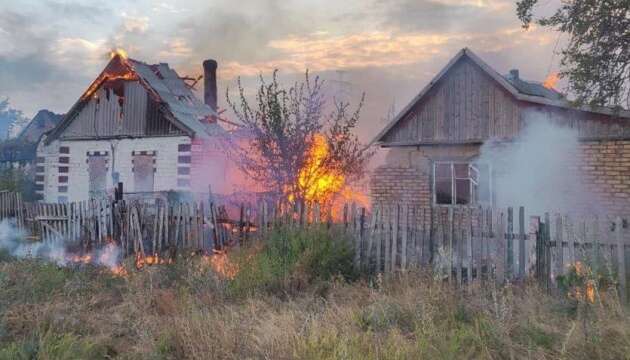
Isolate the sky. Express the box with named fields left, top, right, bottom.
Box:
left=0, top=0, right=564, bottom=142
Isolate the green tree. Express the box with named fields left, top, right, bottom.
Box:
left=517, top=0, right=630, bottom=109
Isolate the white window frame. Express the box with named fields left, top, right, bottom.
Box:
left=432, top=160, right=492, bottom=206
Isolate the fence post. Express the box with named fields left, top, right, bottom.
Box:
left=616, top=217, right=626, bottom=303
left=391, top=204, right=399, bottom=272
left=401, top=205, right=408, bottom=271
left=507, top=207, right=514, bottom=280
left=518, top=207, right=525, bottom=278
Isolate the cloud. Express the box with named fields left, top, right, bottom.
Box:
left=0, top=0, right=563, bottom=125
left=219, top=31, right=455, bottom=78
left=43, top=1, right=113, bottom=22
left=121, top=13, right=149, bottom=33
left=381, top=0, right=513, bottom=33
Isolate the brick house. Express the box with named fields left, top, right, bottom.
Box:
left=371, top=48, right=630, bottom=215
left=36, top=54, right=232, bottom=202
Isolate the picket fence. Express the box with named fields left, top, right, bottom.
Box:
left=0, top=192, right=627, bottom=300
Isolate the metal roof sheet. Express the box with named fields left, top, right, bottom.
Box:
left=128, top=59, right=225, bottom=139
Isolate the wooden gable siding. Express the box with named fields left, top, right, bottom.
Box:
left=382, top=57, right=520, bottom=144
left=520, top=104, right=630, bottom=139
left=59, top=81, right=184, bottom=139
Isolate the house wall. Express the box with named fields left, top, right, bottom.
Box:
left=382, top=57, right=521, bottom=144
left=370, top=145, right=479, bottom=208
left=578, top=140, right=630, bottom=215
left=37, top=136, right=191, bottom=202
left=370, top=140, right=630, bottom=217
left=60, top=81, right=184, bottom=140
left=381, top=57, right=630, bottom=145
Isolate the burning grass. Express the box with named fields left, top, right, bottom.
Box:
left=1, top=236, right=630, bottom=359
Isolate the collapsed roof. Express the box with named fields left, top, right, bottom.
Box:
left=45, top=54, right=224, bottom=144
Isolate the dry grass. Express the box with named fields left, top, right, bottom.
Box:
left=1, top=250, right=630, bottom=359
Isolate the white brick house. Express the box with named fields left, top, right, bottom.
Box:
left=36, top=54, right=228, bottom=202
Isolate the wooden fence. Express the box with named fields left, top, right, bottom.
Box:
left=0, top=194, right=627, bottom=300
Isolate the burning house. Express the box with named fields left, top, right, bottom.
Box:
left=371, top=48, right=630, bottom=215
left=36, top=51, right=232, bottom=202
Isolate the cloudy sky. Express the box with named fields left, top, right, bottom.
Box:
left=0, top=0, right=563, bottom=142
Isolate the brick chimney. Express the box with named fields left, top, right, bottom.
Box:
left=203, top=59, right=218, bottom=112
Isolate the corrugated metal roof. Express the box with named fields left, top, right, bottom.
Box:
left=128, top=59, right=225, bottom=139
left=504, top=75, right=564, bottom=100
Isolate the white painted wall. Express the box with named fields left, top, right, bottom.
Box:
left=37, top=136, right=191, bottom=202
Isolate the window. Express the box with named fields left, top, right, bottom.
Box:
left=133, top=154, right=155, bottom=192
left=88, top=154, right=107, bottom=198
left=433, top=161, right=491, bottom=205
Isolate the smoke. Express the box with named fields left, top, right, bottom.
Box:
left=0, top=219, right=121, bottom=270
left=478, top=114, right=597, bottom=215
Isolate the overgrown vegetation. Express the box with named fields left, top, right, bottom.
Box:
left=1, top=230, right=629, bottom=359
left=0, top=168, right=37, bottom=202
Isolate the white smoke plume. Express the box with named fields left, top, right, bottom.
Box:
left=478, top=116, right=597, bottom=215
left=0, top=219, right=122, bottom=270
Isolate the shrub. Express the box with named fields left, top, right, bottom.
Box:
left=229, top=226, right=357, bottom=296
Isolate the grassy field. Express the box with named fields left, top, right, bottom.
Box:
left=0, top=228, right=629, bottom=359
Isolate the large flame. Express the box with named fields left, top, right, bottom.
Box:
left=286, top=133, right=370, bottom=219
left=543, top=72, right=559, bottom=90
left=295, top=134, right=344, bottom=204
left=109, top=48, right=128, bottom=60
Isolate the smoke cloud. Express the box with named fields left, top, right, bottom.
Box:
left=478, top=115, right=596, bottom=215
left=0, top=219, right=121, bottom=270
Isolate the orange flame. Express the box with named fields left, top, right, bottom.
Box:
left=285, top=133, right=371, bottom=220
left=109, top=48, right=128, bottom=60
left=294, top=134, right=344, bottom=203
left=543, top=72, right=559, bottom=89
left=203, top=250, right=239, bottom=279
left=135, top=253, right=172, bottom=269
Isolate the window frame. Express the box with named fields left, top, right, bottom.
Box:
left=432, top=160, right=492, bottom=207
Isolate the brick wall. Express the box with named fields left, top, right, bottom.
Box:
left=577, top=139, right=630, bottom=216
left=37, top=136, right=190, bottom=202
left=370, top=165, right=431, bottom=208
left=370, top=140, right=630, bottom=217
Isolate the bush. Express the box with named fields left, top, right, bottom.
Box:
left=229, top=226, right=357, bottom=296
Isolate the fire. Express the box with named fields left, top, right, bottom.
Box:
left=543, top=72, right=559, bottom=89
left=566, top=261, right=596, bottom=303
left=294, top=134, right=344, bottom=204
left=135, top=253, right=172, bottom=269
left=286, top=133, right=371, bottom=220
left=204, top=249, right=239, bottom=279
left=109, top=48, right=128, bottom=60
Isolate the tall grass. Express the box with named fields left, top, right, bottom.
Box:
left=228, top=226, right=357, bottom=297
left=0, top=229, right=629, bottom=359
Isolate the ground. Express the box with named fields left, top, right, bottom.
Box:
left=0, top=227, right=629, bottom=359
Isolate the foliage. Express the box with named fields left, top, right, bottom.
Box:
left=229, top=226, right=357, bottom=296
left=516, top=0, right=630, bottom=109
left=226, top=71, right=373, bottom=203
left=0, top=332, right=107, bottom=360
left=1, top=236, right=630, bottom=359
left=0, top=168, right=37, bottom=202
